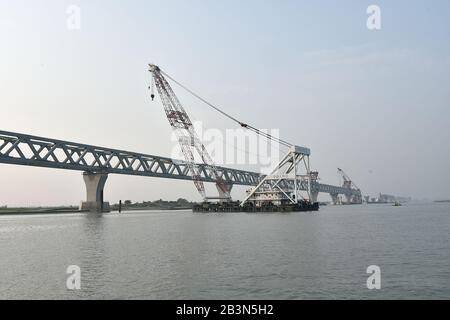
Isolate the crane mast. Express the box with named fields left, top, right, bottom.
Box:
left=149, top=64, right=231, bottom=201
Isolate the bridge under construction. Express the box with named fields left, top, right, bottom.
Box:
left=1, top=64, right=362, bottom=212
left=0, top=130, right=362, bottom=212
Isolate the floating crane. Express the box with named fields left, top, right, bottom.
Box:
left=337, top=168, right=362, bottom=204
left=149, top=64, right=317, bottom=211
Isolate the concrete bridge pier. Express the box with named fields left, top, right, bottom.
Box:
left=344, top=194, right=352, bottom=204
left=80, top=172, right=110, bottom=213
left=330, top=193, right=339, bottom=205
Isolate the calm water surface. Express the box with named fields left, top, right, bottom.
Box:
left=1, top=203, right=449, bottom=299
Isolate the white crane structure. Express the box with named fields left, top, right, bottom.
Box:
left=337, top=168, right=363, bottom=204
left=148, top=64, right=356, bottom=211
left=240, top=145, right=316, bottom=210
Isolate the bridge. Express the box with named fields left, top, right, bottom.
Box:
left=0, top=130, right=361, bottom=212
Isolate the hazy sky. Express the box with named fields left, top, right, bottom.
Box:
left=1, top=0, right=449, bottom=206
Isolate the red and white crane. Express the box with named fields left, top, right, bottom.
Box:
left=149, top=64, right=315, bottom=208
left=149, top=64, right=231, bottom=201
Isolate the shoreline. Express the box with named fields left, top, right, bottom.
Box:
left=0, top=206, right=192, bottom=216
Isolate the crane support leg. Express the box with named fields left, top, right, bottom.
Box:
left=80, top=172, right=110, bottom=213
left=311, top=191, right=319, bottom=203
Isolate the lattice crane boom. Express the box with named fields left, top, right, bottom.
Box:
left=149, top=64, right=230, bottom=201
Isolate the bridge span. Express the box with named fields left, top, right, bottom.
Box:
left=0, top=130, right=361, bottom=212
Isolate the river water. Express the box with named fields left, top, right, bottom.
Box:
left=0, top=202, right=449, bottom=299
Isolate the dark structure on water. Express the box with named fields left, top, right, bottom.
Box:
left=193, top=200, right=319, bottom=213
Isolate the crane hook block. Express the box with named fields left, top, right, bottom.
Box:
left=151, top=94, right=155, bottom=101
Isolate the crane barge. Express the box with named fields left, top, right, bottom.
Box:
left=148, top=64, right=318, bottom=212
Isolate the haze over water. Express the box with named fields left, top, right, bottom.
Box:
left=1, top=202, right=449, bottom=299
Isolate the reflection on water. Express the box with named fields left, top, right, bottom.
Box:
left=0, top=204, right=449, bottom=299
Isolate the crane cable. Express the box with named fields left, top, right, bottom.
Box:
left=172, top=95, right=282, bottom=162
left=160, top=70, right=293, bottom=148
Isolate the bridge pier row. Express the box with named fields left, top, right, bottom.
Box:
left=79, top=172, right=110, bottom=213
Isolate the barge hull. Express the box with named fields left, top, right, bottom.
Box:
left=193, top=201, right=319, bottom=213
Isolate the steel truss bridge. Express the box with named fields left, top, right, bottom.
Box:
left=0, top=130, right=360, bottom=211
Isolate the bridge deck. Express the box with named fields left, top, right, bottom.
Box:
left=0, top=130, right=357, bottom=195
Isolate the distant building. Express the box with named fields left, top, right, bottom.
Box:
left=367, top=193, right=411, bottom=204
left=379, top=194, right=396, bottom=203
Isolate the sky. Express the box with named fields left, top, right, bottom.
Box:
left=1, top=0, right=449, bottom=206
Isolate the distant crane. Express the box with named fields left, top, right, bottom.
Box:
left=337, top=168, right=359, bottom=189
left=337, top=168, right=362, bottom=204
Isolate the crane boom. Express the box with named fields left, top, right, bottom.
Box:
left=154, top=66, right=293, bottom=148
left=149, top=64, right=230, bottom=201
left=337, top=168, right=360, bottom=191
